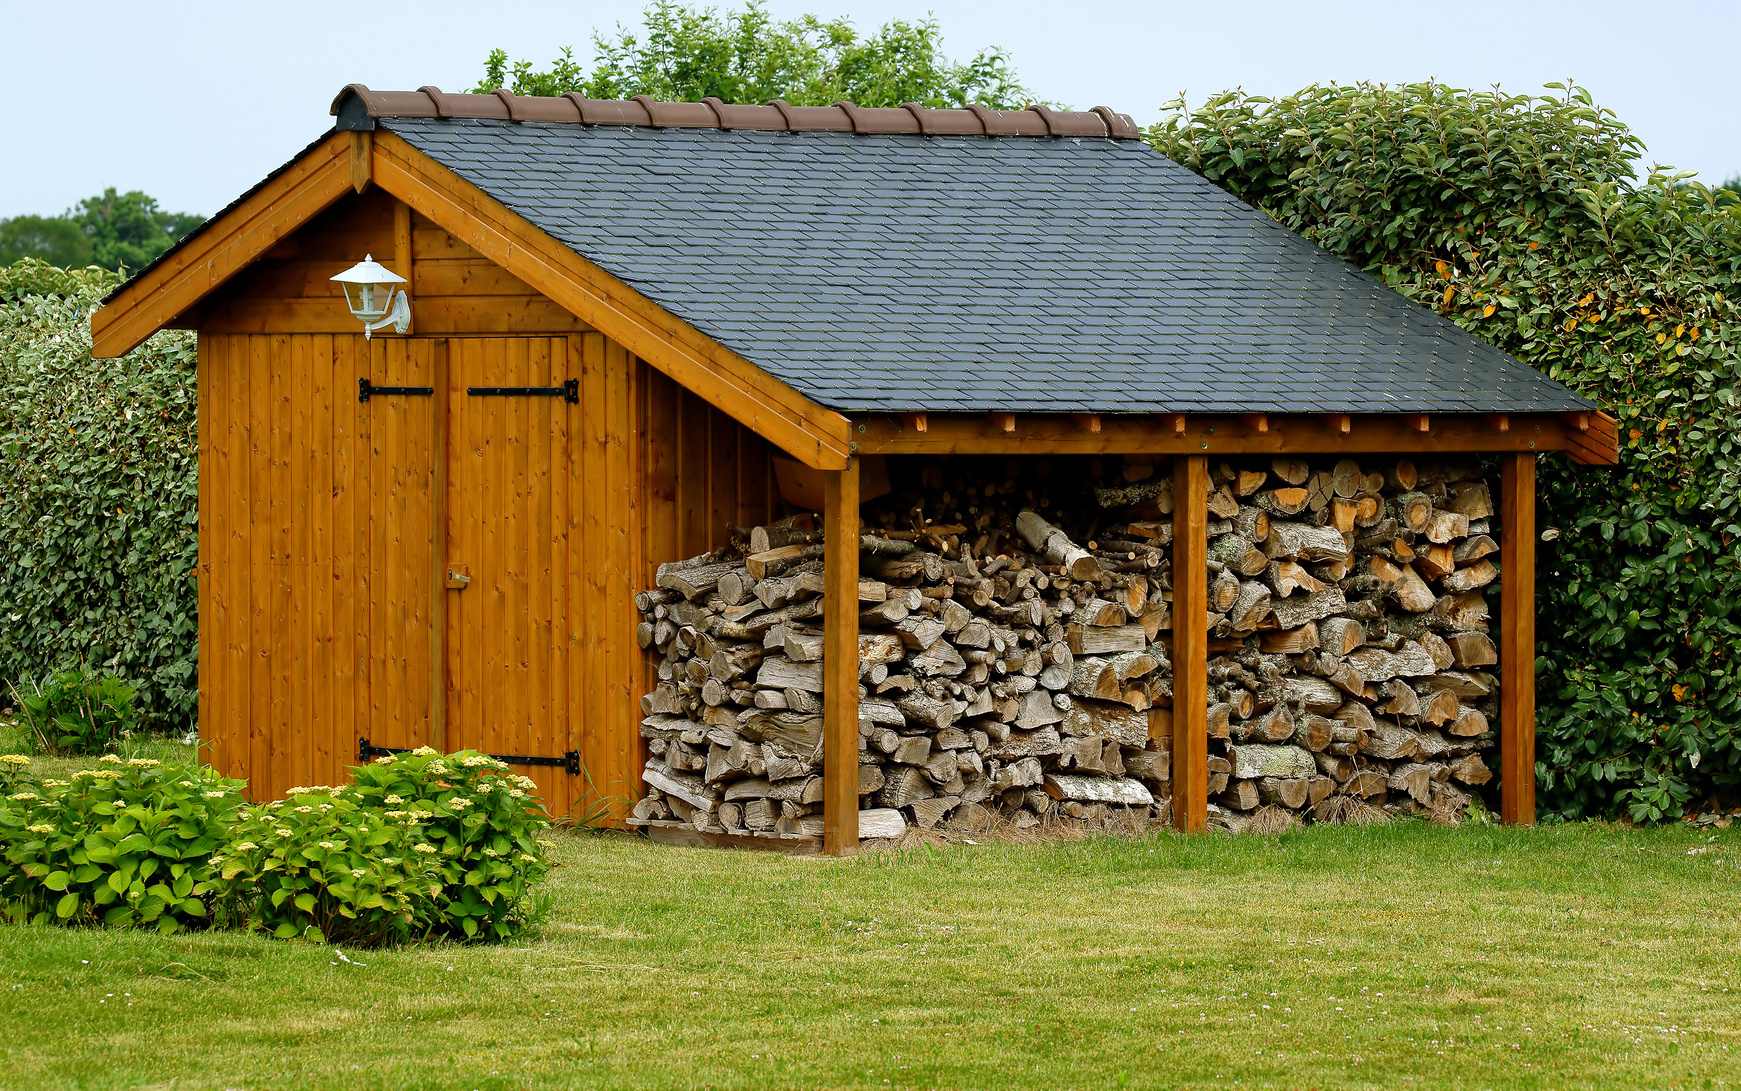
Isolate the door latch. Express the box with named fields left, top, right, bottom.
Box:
left=445, top=563, right=471, bottom=590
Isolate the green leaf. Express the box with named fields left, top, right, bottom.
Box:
left=54, top=892, right=78, bottom=919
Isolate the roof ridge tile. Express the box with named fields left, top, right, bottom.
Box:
left=331, top=83, right=1141, bottom=140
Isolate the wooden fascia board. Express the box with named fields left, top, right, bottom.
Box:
left=90, top=133, right=354, bottom=359
left=369, top=131, right=852, bottom=470
left=854, top=412, right=1619, bottom=464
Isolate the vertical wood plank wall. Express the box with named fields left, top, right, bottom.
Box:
left=199, top=332, right=377, bottom=801
left=636, top=360, right=778, bottom=686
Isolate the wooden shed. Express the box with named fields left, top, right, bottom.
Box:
left=93, top=85, right=1616, bottom=848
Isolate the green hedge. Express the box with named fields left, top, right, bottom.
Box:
left=0, top=259, right=198, bottom=732
left=1150, top=82, right=1741, bottom=821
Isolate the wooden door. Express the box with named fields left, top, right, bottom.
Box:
left=443, top=336, right=580, bottom=812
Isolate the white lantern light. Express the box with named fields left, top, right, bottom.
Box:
left=330, top=254, right=410, bottom=339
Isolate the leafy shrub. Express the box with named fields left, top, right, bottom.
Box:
left=218, top=786, right=445, bottom=947
left=347, top=748, right=554, bottom=941
left=14, top=666, right=139, bottom=755
left=1149, top=82, right=1741, bottom=820
left=0, top=756, right=243, bottom=932
left=0, top=257, right=120, bottom=301
left=0, top=262, right=198, bottom=733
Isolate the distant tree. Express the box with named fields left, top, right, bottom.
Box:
left=472, top=0, right=1035, bottom=110
left=71, top=189, right=204, bottom=273
left=1719, top=174, right=1741, bottom=208
left=0, top=215, right=92, bottom=268
left=0, top=189, right=202, bottom=274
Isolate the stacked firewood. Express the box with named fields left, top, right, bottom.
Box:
left=627, top=453, right=1501, bottom=842
left=1195, top=456, right=1498, bottom=828
left=629, top=457, right=1177, bottom=841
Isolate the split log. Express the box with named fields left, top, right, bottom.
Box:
left=1016, top=510, right=1102, bottom=580
left=1043, top=774, right=1154, bottom=806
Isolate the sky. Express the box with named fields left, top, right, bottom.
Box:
left=4, top=0, right=1737, bottom=219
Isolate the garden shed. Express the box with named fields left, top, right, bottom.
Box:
left=92, top=84, right=1616, bottom=852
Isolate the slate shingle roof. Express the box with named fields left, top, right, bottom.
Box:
left=393, top=116, right=1590, bottom=415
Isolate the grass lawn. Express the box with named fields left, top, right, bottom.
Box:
left=0, top=794, right=1738, bottom=1091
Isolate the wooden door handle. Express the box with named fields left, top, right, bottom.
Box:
left=445, top=564, right=471, bottom=589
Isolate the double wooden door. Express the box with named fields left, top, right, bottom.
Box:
left=360, top=334, right=628, bottom=815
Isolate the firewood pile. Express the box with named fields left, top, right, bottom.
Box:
left=629, top=456, right=1176, bottom=843
left=1197, top=456, right=1498, bottom=830
left=627, top=452, right=1501, bottom=845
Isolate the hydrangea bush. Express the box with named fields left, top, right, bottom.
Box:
left=219, top=786, right=446, bottom=946
left=346, top=747, right=555, bottom=941
left=0, top=755, right=244, bottom=932
left=0, top=748, right=555, bottom=946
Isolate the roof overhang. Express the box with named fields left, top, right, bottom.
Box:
left=853, top=410, right=1618, bottom=465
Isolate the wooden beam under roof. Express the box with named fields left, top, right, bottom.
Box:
left=850, top=412, right=1617, bottom=465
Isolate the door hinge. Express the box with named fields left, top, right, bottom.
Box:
left=466, top=378, right=578, bottom=404
left=359, top=737, right=580, bottom=775
left=359, top=378, right=434, bottom=402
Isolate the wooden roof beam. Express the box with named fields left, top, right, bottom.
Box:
left=1072, top=413, right=1101, bottom=433
left=901, top=412, right=928, bottom=433
left=1323, top=413, right=1351, bottom=435
left=1486, top=413, right=1510, bottom=433
left=987, top=412, right=1016, bottom=433
left=849, top=412, right=1617, bottom=464
left=1240, top=413, right=1269, bottom=433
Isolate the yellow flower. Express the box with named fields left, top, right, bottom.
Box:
left=412, top=746, right=439, bottom=757
left=233, top=841, right=259, bottom=851
left=203, top=791, right=227, bottom=799
left=26, top=824, right=54, bottom=834
left=384, top=794, right=404, bottom=805
left=0, top=754, right=30, bottom=767
left=373, top=755, right=397, bottom=765
left=294, top=806, right=314, bottom=814
left=99, top=754, right=122, bottom=764
left=126, top=758, right=161, bottom=767
left=317, top=841, right=335, bottom=850
left=8, top=791, right=39, bottom=801
left=412, top=844, right=437, bottom=854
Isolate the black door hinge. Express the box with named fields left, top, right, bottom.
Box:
left=359, top=378, right=435, bottom=402
left=358, top=737, right=580, bottom=775
left=466, top=378, right=578, bottom=404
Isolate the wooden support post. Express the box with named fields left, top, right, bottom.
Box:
left=823, top=459, right=861, bottom=855
left=1171, top=454, right=1209, bottom=833
left=1499, top=452, right=1536, bottom=825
